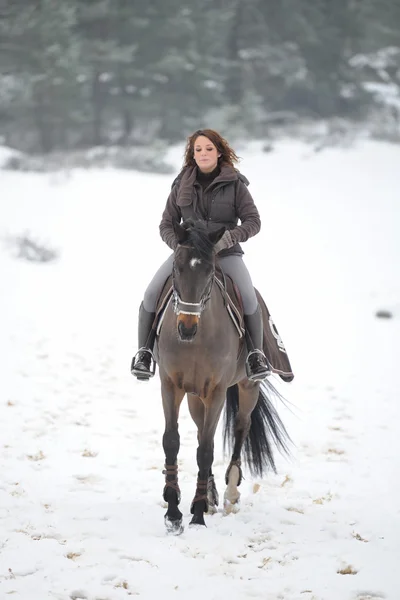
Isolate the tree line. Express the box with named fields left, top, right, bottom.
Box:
left=0, top=0, right=399, bottom=153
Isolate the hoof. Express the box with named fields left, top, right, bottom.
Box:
left=189, top=514, right=206, bottom=527
left=189, top=521, right=207, bottom=530
left=164, top=516, right=184, bottom=536
left=207, top=503, right=218, bottom=515
left=223, top=498, right=240, bottom=515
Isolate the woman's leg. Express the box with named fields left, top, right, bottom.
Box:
left=143, top=254, right=175, bottom=312
left=218, top=255, right=269, bottom=380
left=217, top=255, right=258, bottom=315
left=132, top=254, right=174, bottom=380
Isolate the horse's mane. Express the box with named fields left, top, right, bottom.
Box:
left=181, top=219, right=215, bottom=263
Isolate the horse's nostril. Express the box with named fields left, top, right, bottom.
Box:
left=178, top=321, right=197, bottom=340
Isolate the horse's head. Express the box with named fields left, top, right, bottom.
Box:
left=172, top=219, right=225, bottom=342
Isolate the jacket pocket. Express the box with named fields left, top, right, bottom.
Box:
left=209, top=188, right=235, bottom=222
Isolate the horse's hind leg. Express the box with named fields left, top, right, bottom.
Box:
left=161, top=375, right=185, bottom=535
left=224, top=381, right=259, bottom=513
left=190, top=388, right=225, bottom=527
left=188, top=394, right=219, bottom=514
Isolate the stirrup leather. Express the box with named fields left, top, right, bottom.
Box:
left=131, top=347, right=156, bottom=379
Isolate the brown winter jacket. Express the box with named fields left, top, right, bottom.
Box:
left=159, top=163, right=261, bottom=256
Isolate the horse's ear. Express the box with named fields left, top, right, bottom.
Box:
left=208, top=226, right=226, bottom=246
left=173, top=220, right=189, bottom=245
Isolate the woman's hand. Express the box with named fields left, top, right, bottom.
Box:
left=214, top=230, right=233, bottom=253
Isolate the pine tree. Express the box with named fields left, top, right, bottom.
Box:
left=1, top=0, right=80, bottom=151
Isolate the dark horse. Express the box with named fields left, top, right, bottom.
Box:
left=155, top=219, right=290, bottom=534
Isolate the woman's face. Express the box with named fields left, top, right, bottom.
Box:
left=193, top=135, right=220, bottom=173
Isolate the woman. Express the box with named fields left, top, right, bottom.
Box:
left=131, top=129, right=270, bottom=381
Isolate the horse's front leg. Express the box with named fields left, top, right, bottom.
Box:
left=188, top=394, right=219, bottom=514
left=190, top=388, right=226, bottom=527
left=161, top=374, right=185, bottom=535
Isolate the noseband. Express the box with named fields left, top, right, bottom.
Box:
left=172, top=254, right=215, bottom=318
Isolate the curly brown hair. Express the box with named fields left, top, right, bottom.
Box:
left=182, top=129, right=240, bottom=169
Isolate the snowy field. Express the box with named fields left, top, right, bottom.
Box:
left=0, top=139, right=399, bottom=600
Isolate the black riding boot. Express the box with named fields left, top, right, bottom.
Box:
left=131, top=302, right=156, bottom=381
left=244, top=305, right=270, bottom=381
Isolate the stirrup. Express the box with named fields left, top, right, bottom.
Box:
left=245, top=350, right=270, bottom=382
left=131, top=347, right=156, bottom=380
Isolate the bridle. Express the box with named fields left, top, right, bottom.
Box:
left=172, top=250, right=215, bottom=318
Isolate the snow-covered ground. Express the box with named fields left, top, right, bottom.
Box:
left=0, top=139, right=399, bottom=600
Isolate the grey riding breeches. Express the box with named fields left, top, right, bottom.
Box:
left=143, top=253, right=258, bottom=315
left=143, top=254, right=175, bottom=312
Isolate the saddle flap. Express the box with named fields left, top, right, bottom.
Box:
left=255, top=288, right=294, bottom=382
left=154, top=275, right=174, bottom=334
left=214, top=266, right=245, bottom=337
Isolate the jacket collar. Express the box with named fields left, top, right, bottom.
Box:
left=176, top=163, right=240, bottom=207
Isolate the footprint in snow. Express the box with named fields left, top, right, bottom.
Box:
left=70, top=592, right=87, bottom=600
left=73, top=474, right=104, bottom=484
left=355, top=594, right=386, bottom=600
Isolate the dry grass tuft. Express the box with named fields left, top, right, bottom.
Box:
left=313, top=493, right=333, bottom=505
left=66, top=552, right=82, bottom=561
left=26, top=451, right=45, bottom=462
left=114, top=581, right=129, bottom=590
left=258, top=557, right=272, bottom=569
left=286, top=506, right=305, bottom=514
left=337, top=565, right=358, bottom=575
left=281, top=475, right=292, bottom=487
left=82, top=449, right=98, bottom=458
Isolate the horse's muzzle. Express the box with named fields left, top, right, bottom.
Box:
left=177, top=316, right=198, bottom=342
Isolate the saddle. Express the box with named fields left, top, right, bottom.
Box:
left=153, top=269, right=294, bottom=383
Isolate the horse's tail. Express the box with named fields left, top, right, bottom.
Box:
left=223, top=381, right=291, bottom=478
